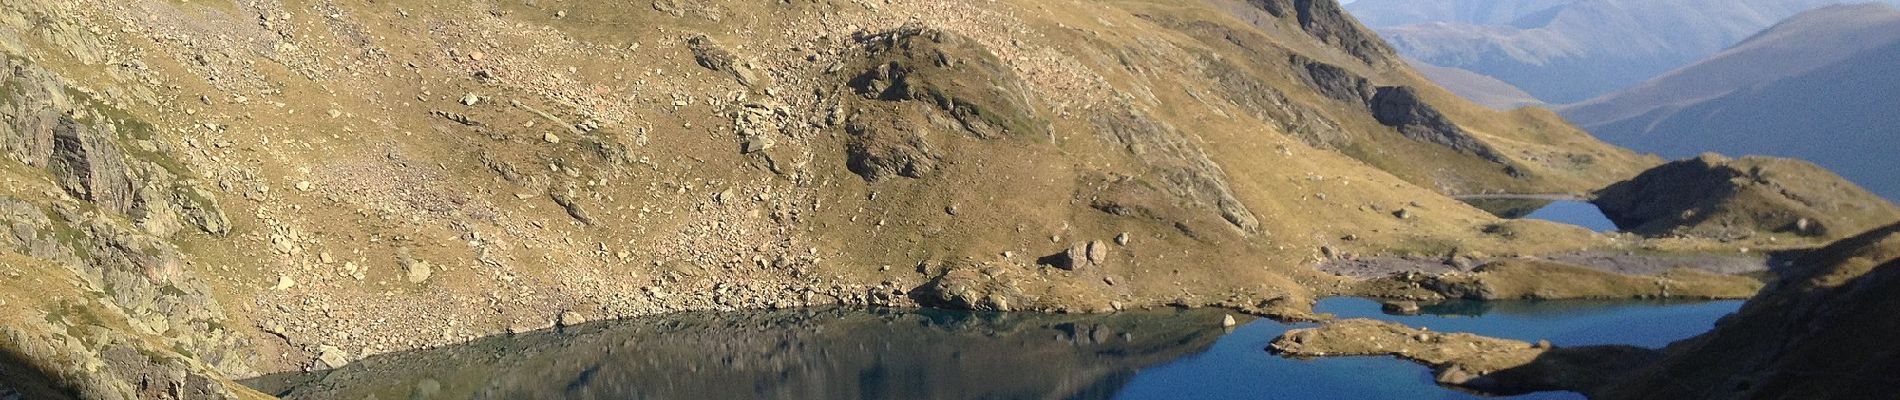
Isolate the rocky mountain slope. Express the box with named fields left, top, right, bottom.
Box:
left=1562, top=4, right=1900, bottom=200
left=1593, top=154, right=1900, bottom=240
left=0, top=0, right=1683, bottom=397
left=1595, top=222, right=1900, bottom=399
left=1347, top=0, right=1900, bottom=103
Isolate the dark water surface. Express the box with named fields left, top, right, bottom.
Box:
left=246, top=299, right=1738, bottom=400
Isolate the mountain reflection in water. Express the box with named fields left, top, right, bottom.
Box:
left=246, top=299, right=1740, bottom=400
left=245, top=307, right=1232, bottom=400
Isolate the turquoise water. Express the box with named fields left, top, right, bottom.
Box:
left=1113, top=298, right=1741, bottom=400
left=247, top=299, right=1739, bottom=399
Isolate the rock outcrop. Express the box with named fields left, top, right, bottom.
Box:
left=1271, top=319, right=1660, bottom=395
left=909, top=263, right=1032, bottom=312
left=1593, top=154, right=1900, bottom=240
left=837, top=26, right=1042, bottom=181
left=1368, top=86, right=1511, bottom=165
left=1088, top=109, right=1263, bottom=235
left=1248, top=0, right=1399, bottom=66
left=1, top=49, right=247, bottom=399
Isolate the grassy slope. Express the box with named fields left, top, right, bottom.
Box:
left=1596, top=223, right=1900, bottom=399
left=0, top=0, right=1673, bottom=395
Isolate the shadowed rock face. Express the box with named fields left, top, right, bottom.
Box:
left=245, top=308, right=1231, bottom=400
left=0, top=55, right=248, bottom=399
left=5, top=53, right=133, bottom=216
left=1368, top=86, right=1510, bottom=165
left=46, top=116, right=136, bottom=215
left=1249, top=0, right=1399, bottom=66
left=1293, top=54, right=1377, bottom=104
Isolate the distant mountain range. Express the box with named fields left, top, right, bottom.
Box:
left=1348, top=0, right=1900, bottom=103
left=1405, top=58, right=1542, bottom=110
left=1561, top=4, right=1900, bottom=200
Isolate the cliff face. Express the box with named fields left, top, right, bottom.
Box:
left=1597, top=223, right=1900, bottom=399
left=0, top=0, right=1650, bottom=397
left=0, top=52, right=253, bottom=399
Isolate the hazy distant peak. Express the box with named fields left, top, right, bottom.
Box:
left=1736, top=2, right=1900, bottom=46
left=1561, top=3, right=1900, bottom=200
left=1348, top=0, right=1900, bottom=103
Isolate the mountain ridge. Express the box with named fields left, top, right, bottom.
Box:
left=1561, top=3, right=1900, bottom=200
left=1348, top=0, right=1900, bottom=103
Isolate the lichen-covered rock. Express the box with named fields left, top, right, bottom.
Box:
left=1090, top=109, right=1262, bottom=235
left=841, top=110, right=941, bottom=181
left=909, top=264, right=1030, bottom=312
left=46, top=116, right=138, bottom=215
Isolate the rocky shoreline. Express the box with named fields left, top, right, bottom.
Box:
left=0, top=0, right=1891, bottom=399
left=1318, top=251, right=1770, bottom=279
left=1270, top=319, right=1660, bottom=396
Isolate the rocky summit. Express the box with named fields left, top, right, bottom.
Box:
left=0, top=0, right=1890, bottom=399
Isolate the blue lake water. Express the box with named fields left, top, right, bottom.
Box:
left=1460, top=197, right=1621, bottom=232
left=247, top=298, right=1740, bottom=400
left=1524, top=201, right=1619, bottom=232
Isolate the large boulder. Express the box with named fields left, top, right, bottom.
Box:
left=908, top=263, right=1030, bottom=312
